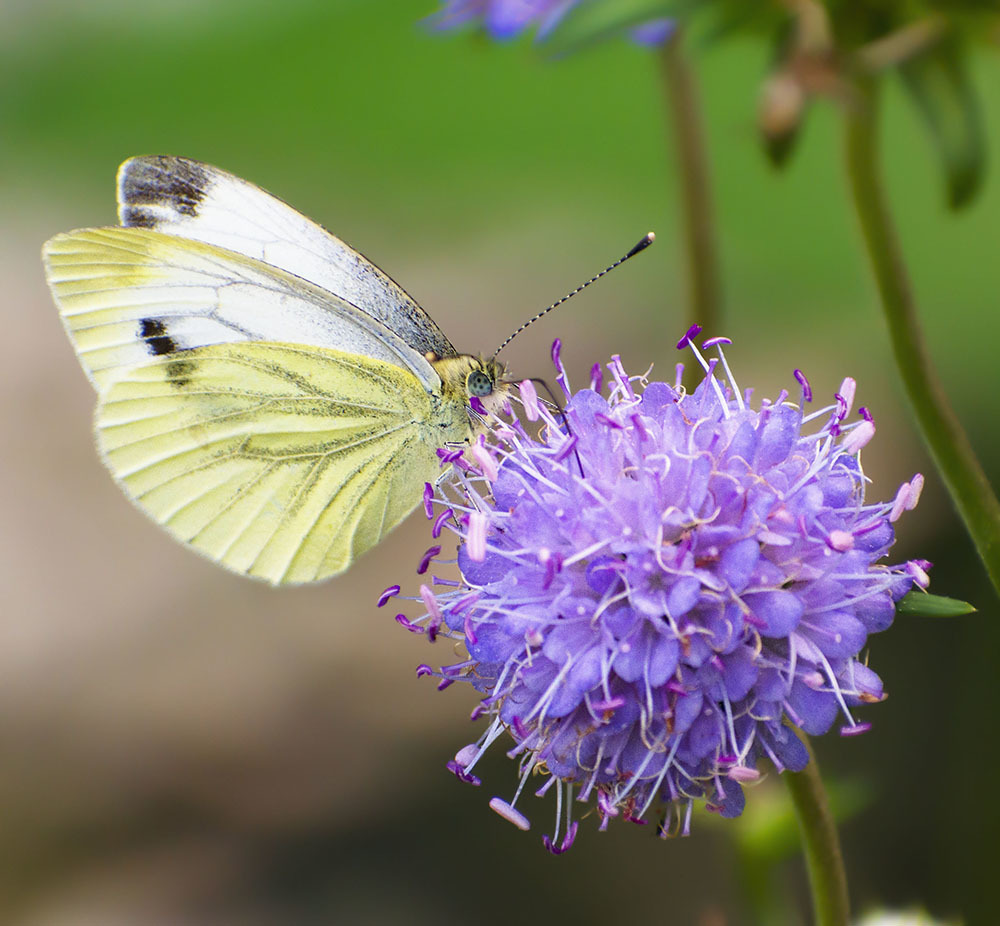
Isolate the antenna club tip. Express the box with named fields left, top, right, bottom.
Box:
left=626, top=232, right=656, bottom=259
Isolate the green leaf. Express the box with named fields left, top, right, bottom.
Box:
left=542, top=0, right=677, bottom=55
left=896, top=591, right=977, bottom=617
left=898, top=36, right=987, bottom=210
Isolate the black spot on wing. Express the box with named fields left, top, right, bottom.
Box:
left=122, top=157, right=210, bottom=219
left=165, top=359, right=195, bottom=388
left=139, top=317, right=178, bottom=356
left=121, top=205, right=157, bottom=228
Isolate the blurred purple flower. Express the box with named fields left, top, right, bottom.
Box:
left=385, top=331, right=927, bottom=851
left=427, top=1, right=674, bottom=45
left=629, top=17, right=675, bottom=46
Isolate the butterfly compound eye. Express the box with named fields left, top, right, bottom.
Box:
left=467, top=370, right=494, bottom=398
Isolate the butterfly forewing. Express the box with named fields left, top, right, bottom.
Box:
left=96, top=342, right=469, bottom=584
left=117, top=155, right=457, bottom=360
left=44, top=227, right=440, bottom=393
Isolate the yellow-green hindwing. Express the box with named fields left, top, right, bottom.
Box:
left=96, top=342, right=473, bottom=584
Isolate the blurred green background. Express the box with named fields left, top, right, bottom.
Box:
left=2, top=1, right=998, bottom=923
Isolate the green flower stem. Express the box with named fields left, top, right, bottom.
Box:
left=784, top=737, right=850, bottom=926
left=843, top=75, right=1000, bottom=599
left=659, top=29, right=722, bottom=344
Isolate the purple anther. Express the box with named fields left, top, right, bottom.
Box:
left=554, top=434, right=578, bottom=462
left=470, top=704, right=486, bottom=721
left=889, top=483, right=910, bottom=523
left=842, top=419, right=876, bottom=454
left=396, top=615, right=424, bottom=634
left=727, top=766, right=761, bottom=782
left=793, top=369, right=813, bottom=403
left=539, top=548, right=562, bottom=590
left=839, top=722, right=872, bottom=737
left=710, top=654, right=725, bottom=672
left=630, top=413, right=648, bottom=441
left=607, top=355, right=635, bottom=399
left=446, top=760, right=481, bottom=786
left=717, top=753, right=738, bottom=764
left=417, top=545, right=441, bottom=575
left=542, top=821, right=579, bottom=854
left=551, top=338, right=563, bottom=374
left=420, top=584, right=442, bottom=623
left=676, top=323, right=703, bottom=350
left=467, top=510, right=487, bottom=562
left=377, top=585, right=400, bottom=608
left=826, top=529, right=854, bottom=552
left=464, top=614, right=478, bottom=645
left=432, top=575, right=460, bottom=587
left=422, top=482, right=434, bottom=518
left=858, top=406, right=873, bottom=422
left=590, top=362, right=603, bottom=393
left=489, top=797, right=531, bottom=831
left=743, top=612, right=767, bottom=630
left=839, top=377, right=857, bottom=417
left=591, top=696, right=625, bottom=712
left=471, top=438, right=498, bottom=481
left=451, top=591, right=481, bottom=615
left=511, top=715, right=529, bottom=739
left=437, top=447, right=464, bottom=464
left=519, top=379, right=540, bottom=421
left=470, top=396, right=487, bottom=416
left=437, top=678, right=454, bottom=690
left=802, top=670, right=825, bottom=689
left=597, top=791, right=618, bottom=828
left=415, top=663, right=435, bottom=677
left=595, top=413, right=624, bottom=430
left=834, top=393, right=848, bottom=421
left=701, top=336, right=732, bottom=349
left=666, top=680, right=688, bottom=696
left=431, top=508, right=454, bottom=538
left=906, top=559, right=931, bottom=589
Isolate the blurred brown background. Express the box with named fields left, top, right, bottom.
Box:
left=2, top=1, right=998, bottom=923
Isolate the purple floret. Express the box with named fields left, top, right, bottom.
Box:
left=388, top=337, right=927, bottom=850
left=427, top=0, right=674, bottom=45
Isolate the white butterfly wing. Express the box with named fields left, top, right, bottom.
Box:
left=43, top=227, right=441, bottom=394
left=117, top=155, right=457, bottom=359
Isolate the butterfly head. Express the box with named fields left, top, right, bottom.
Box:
left=430, top=354, right=509, bottom=417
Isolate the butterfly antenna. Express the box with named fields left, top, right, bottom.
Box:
left=492, top=232, right=655, bottom=358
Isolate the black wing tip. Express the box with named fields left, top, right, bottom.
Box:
left=118, top=156, right=213, bottom=221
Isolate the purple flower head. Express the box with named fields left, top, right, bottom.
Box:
left=427, top=1, right=674, bottom=45
left=387, top=337, right=926, bottom=851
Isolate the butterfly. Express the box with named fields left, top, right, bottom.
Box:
left=43, top=156, right=508, bottom=585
